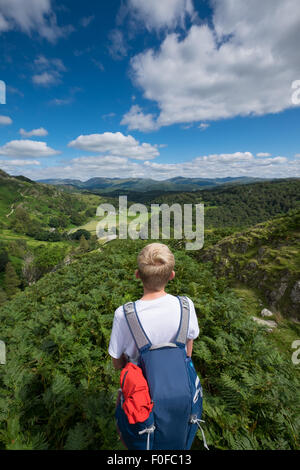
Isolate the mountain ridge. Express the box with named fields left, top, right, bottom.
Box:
left=36, top=175, right=268, bottom=192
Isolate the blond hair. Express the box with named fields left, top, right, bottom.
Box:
left=137, top=243, right=175, bottom=291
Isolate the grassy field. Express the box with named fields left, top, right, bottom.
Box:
left=0, top=229, right=71, bottom=250
left=68, top=211, right=152, bottom=239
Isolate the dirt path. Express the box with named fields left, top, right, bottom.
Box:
left=6, top=205, right=15, bottom=218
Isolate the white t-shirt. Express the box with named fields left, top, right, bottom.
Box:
left=108, top=293, right=199, bottom=364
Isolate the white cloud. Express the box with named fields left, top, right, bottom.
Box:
left=142, top=153, right=294, bottom=179
left=0, top=140, right=60, bottom=158
left=199, top=123, right=210, bottom=131
left=49, top=97, right=72, bottom=106
left=19, top=127, right=48, bottom=137
left=0, top=159, right=40, bottom=166
left=102, top=112, right=116, bottom=120
left=32, top=72, right=58, bottom=86
left=0, top=115, right=12, bottom=125
left=80, top=15, right=95, bottom=28
left=68, top=132, right=159, bottom=160
left=121, top=105, right=158, bottom=132
left=202, top=152, right=254, bottom=163
left=92, top=59, right=105, bottom=71
left=8, top=152, right=300, bottom=182
left=0, top=0, right=73, bottom=42
left=7, top=86, right=24, bottom=97
left=257, top=152, right=271, bottom=157
left=128, top=0, right=300, bottom=129
left=108, top=29, right=127, bottom=60
left=32, top=55, right=66, bottom=87
left=127, top=0, right=195, bottom=32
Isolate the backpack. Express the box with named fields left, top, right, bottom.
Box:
left=115, top=295, right=209, bottom=450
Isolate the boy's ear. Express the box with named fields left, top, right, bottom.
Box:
left=135, top=269, right=140, bottom=279
left=169, top=270, right=175, bottom=281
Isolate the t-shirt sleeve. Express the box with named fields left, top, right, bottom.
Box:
left=186, top=297, right=200, bottom=340
left=108, top=307, right=128, bottom=359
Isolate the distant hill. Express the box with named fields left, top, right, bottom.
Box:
left=103, top=178, right=300, bottom=229
left=37, top=176, right=266, bottom=193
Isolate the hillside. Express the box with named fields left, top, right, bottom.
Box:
left=0, top=239, right=299, bottom=450
left=0, top=170, right=104, bottom=298
left=0, top=169, right=101, bottom=233
left=197, top=210, right=300, bottom=320
left=123, top=178, right=300, bottom=230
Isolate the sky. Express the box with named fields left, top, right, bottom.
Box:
left=0, top=0, right=300, bottom=181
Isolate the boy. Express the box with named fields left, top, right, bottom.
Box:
left=108, top=242, right=199, bottom=369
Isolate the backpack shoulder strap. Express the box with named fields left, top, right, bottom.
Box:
left=175, top=296, right=190, bottom=347
left=123, top=301, right=152, bottom=353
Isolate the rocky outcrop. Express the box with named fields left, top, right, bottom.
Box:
left=291, top=281, right=300, bottom=304
left=199, top=212, right=300, bottom=320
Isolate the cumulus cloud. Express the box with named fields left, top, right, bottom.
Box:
left=126, top=0, right=300, bottom=129
left=126, top=0, right=195, bottom=32
left=257, top=152, right=272, bottom=157
left=0, top=140, right=60, bottom=158
left=121, top=105, right=158, bottom=132
left=0, top=115, right=12, bottom=125
left=0, top=159, right=40, bottom=166
left=142, top=153, right=293, bottom=179
left=8, top=151, right=300, bottom=182
left=0, top=0, right=73, bottom=42
left=68, top=132, right=159, bottom=160
left=19, top=128, right=48, bottom=138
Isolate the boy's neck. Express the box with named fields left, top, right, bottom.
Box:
left=141, top=288, right=168, bottom=301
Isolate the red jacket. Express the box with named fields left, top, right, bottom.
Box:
left=120, top=362, right=154, bottom=424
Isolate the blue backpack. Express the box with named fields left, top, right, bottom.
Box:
left=115, top=295, right=209, bottom=450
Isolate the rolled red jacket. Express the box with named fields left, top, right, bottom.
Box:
left=120, top=362, right=154, bottom=424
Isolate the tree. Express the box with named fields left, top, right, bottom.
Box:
left=22, top=253, right=38, bottom=285
left=0, top=249, right=9, bottom=272
left=79, top=235, right=89, bottom=253
left=70, top=229, right=91, bottom=241
left=0, top=287, right=7, bottom=307
left=49, top=216, right=68, bottom=229
left=4, top=262, right=21, bottom=298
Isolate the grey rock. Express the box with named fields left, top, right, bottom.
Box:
left=261, top=308, right=274, bottom=317
left=252, top=316, right=277, bottom=332
left=291, top=281, right=300, bottom=304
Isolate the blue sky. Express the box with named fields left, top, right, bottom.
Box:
left=0, top=0, right=300, bottom=181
